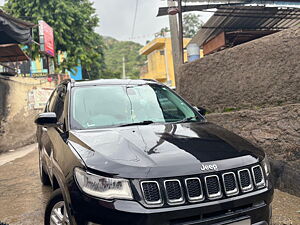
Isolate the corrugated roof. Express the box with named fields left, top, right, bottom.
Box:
left=0, top=44, right=30, bottom=62
left=191, top=6, right=300, bottom=46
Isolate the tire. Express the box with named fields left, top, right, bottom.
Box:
left=45, top=189, right=70, bottom=225
left=39, top=149, right=51, bottom=186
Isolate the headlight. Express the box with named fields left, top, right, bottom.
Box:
left=261, top=156, right=271, bottom=177
left=74, top=168, right=133, bottom=200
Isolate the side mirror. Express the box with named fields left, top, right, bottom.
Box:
left=198, top=107, right=207, bottom=116
left=35, top=112, right=59, bottom=127
left=194, top=106, right=207, bottom=116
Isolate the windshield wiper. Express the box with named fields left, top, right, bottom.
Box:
left=119, top=120, right=154, bottom=127
left=177, top=116, right=198, bottom=123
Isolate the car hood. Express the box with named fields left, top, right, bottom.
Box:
left=69, top=122, right=264, bottom=178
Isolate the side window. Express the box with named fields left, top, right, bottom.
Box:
left=47, top=89, right=58, bottom=112
left=49, top=85, right=67, bottom=124
left=155, top=88, right=185, bottom=120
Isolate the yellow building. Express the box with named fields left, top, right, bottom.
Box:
left=139, top=38, right=191, bottom=88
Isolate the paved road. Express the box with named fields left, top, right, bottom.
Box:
left=0, top=145, right=299, bottom=225
left=0, top=145, right=51, bottom=225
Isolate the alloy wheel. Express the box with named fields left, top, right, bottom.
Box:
left=50, top=201, right=70, bottom=225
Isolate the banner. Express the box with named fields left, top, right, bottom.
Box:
left=38, top=20, right=55, bottom=57
left=28, top=88, right=54, bottom=109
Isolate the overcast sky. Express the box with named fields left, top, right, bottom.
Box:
left=92, top=0, right=170, bottom=44
left=0, top=0, right=212, bottom=45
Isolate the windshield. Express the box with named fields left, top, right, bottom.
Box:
left=70, top=84, right=203, bottom=129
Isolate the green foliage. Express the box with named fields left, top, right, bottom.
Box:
left=4, top=0, right=105, bottom=75
left=103, top=37, right=146, bottom=79
left=183, top=13, right=203, bottom=38
left=155, top=27, right=170, bottom=38
left=81, top=33, right=106, bottom=80
left=156, top=13, right=203, bottom=39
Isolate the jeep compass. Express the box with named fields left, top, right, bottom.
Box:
left=35, top=79, right=273, bottom=225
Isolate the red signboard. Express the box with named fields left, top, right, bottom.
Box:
left=38, top=20, right=55, bottom=57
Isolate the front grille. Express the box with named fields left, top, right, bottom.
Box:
left=140, top=164, right=266, bottom=207
left=252, top=165, right=265, bottom=188
left=238, top=169, right=254, bottom=192
left=141, top=181, right=162, bottom=204
left=164, top=180, right=184, bottom=204
left=222, top=172, right=239, bottom=196
left=205, top=175, right=222, bottom=200
left=185, top=178, right=204, bottom=202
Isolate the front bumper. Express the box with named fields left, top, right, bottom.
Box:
left=69, top=184, right=273, bottom=225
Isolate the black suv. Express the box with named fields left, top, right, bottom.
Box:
left=35, top=79, right=273, bottom=225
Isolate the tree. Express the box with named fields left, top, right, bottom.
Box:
left=82, top=33, right=106, bottom=80
left=4, top=0, right=105, bottom=76
left=103, top=37, right=146, bottom=79
left=155, top=27, right=170, bottom=38
left=157, top=13, right=203, bottom=39
left=183, top=13, right=203, bottom=38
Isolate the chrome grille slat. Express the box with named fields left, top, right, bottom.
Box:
left=238, top=169, right=254, bottom=193
left=164, top=179, right=185, bottom=205
left=141, top=181, right=162, bottom=205
left=252, top=165, right=266, bottom=189
left=205, top=175, right=222, bottom=200
left=185, top=177, right=204, bottom=202
left=222, top=172, right=239, bottom=196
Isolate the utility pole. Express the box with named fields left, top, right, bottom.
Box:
left=122, top=56, right=126, bottom=79
left=177, top=0, right=184, bottom=64
left=167, top=0, right=184, bottom=89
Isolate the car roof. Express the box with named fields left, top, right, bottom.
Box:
left=71, top=79, right=158, bottom=87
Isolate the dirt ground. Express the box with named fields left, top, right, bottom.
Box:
left=0, top=146, right=299, bottom=225
left=0, top=147, right=51, bottom=225
left=273, top=191, right=300, bottom=225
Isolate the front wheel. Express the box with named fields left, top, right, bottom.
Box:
left=45, top=189, right=70, bottom=225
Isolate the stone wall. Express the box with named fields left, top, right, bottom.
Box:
left=178, top=26, right=300, bottom=112
left=177, top=26, right=300, bottom=196
left=207, top=104, right=300, bottom=196
left=0, top=76, right=55, bottom=153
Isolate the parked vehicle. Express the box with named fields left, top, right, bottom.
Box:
left=35, top=79, right=273, bottom=225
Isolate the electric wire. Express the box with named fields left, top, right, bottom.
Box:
left=131, top=0, right=140, bottom=38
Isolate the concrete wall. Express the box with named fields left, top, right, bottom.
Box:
left=177, top=27, right=300, bottom=196
left=0, top=76, right=55, bottom=153
left=178, top=26, right=300, bottom=112
left=0, top=81, right=9, bottom=119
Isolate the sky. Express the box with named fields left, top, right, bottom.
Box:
left=92, top=0, right=212, bottom=44
left=93, top=0, right=170, bottom=44
left=0, top=0, right=212, bottom=45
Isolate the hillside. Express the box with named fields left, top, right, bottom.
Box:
left=103, top=37, right=146, bottom=79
